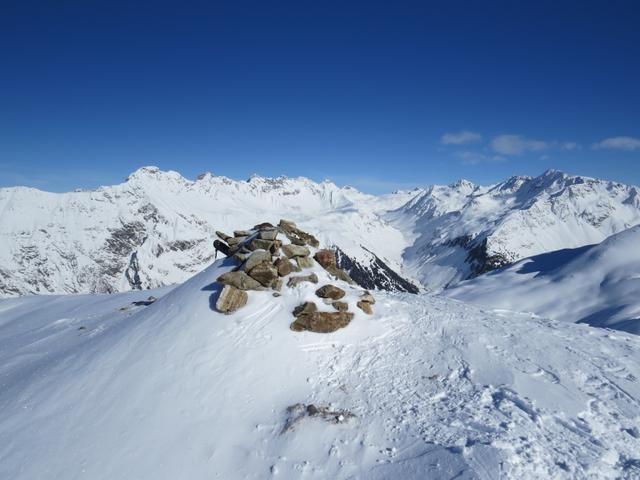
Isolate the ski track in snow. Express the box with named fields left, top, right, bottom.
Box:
left=0, top=261, right=639, bottom=479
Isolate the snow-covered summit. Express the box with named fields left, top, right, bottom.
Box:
left=392, top=169, right=640, bottom=290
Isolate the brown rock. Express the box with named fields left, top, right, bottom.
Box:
left=360, top=291, right=376, bottom=304
left=296, top=256, right=315, bottom=269
left=217, top=271, right=265, bottom=290
left=332, top=301, right=349, bottom=312
left=269, top=239, right=282, bottom=255
left=315, top=284, right=346, bottom=300
left=292, top=301, right=317, bottom=317
left=216, top=285, right=248, bottom=314
left=357, top=300, right=373, bottom=315
left=314, top=249, right=337, bottom=269
left=234, top=230, right=253, bottom=237
left=274, top=257, right=295, bottom=277
left=287, top=273, right=319, bottom=288
left=290, top=311, right=354, bottom=333
left=247, top=262, right=278, bottom=287
left=282, top=244, right=310, bottom=258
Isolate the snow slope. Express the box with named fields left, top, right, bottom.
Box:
left=0, top=167, right=419, bottom=297
left=1, top=258, right=639, bottom=478
left=391, top=170, right=640, bottom=290
left=447, top=225, right=640, bottom=335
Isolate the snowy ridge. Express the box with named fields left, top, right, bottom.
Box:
left=0, top=167, right=419, bottom=297
left=0, top=256, right=639, bottom=478
left=447, top=225, right=640, bottom=334
left=391, top=169, right=640, bottom=290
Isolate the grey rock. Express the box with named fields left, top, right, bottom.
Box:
left=217, top=271, right=265, bottom=290
left=243, top=250, right=272, bottom=272
left=282, top=244, right=310, bottom=258
left=249, top=238, right=274, bottom=251
left=258, top=229, right=278, bottom=240
left=216, top=285, right=248, bottom=313
left=215, top=230, right=232, bottom=242
left=296, top=256, right=315, bottom=269
left=234, top=230, right=253, bottom=237
left=274, top=257, right=295, bottom=277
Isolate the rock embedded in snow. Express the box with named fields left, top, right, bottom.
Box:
left=331, top=301, right=348, bottom=312
left=356, top=300, right=373, bottom=315
left=292, top=301, right=318, bottom=317
left=315, top=284, right=346, bottom=300
left=360, top=291, right=375, bottom=304
left=215, top=285, right=248, bottom=313
left=290, top=311, right=354, bottom=333
left=314, top=249, right=337, bottom=269
left=287, top=273, right=318, bottom=287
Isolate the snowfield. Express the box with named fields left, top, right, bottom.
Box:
left=448, top=225, right=640, bottom=335
left=1, top=258, right=639, bottom=479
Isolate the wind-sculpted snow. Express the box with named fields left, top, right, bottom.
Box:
left=447, top=225, right=640, bottom=334
left=0, top=258, right=638, bottom=478
left=391, top=170, right=640, bottom=290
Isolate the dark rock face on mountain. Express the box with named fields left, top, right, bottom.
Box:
left=334, top=247, right=420, bottom=294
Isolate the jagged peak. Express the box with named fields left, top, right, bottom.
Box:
left=449, top=178, right=476, bottom=190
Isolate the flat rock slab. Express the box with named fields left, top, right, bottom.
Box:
left=217, top=271, right=265, bottom=291
left=282, top=244, right=310, bottom=258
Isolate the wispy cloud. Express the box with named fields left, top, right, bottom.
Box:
left=454, top=151, right=506, bottom=165
left=560, top=142, right=581, bottom=151
left=592, top=136, right=640, bottom=151
left=441, top=130, right=482, bottom=145
left=490, top=135, right=549, bottom=155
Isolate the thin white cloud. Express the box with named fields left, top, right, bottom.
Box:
left=592, top=136, right=640, bottom=151
left=454, top=151, right=507, bottom=166
left=441, top=130, right=482, bottom=145
left=560, top=142, right=581, bottom=151
left=490, top=135, right=549, bottom=155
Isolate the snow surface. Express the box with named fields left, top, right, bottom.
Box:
left=1, top=257, right=639, bottom=479
left=447, top=225, right=640, bottom=334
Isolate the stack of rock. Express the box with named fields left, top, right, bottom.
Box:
left=214, top=219, right=374, bottom=334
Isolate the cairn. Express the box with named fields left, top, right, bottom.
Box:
left=213, top=219, right=375, bottom=333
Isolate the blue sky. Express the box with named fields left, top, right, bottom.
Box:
left=1, top=0, right=639, bottom=193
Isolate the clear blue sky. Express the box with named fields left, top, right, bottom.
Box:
left=1, top=0, right=639, bottom=193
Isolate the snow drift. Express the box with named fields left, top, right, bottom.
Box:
left=447, top=225, right=640, bottom=334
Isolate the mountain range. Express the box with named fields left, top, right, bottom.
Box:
left=1, top=167, right=639, bottom=298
